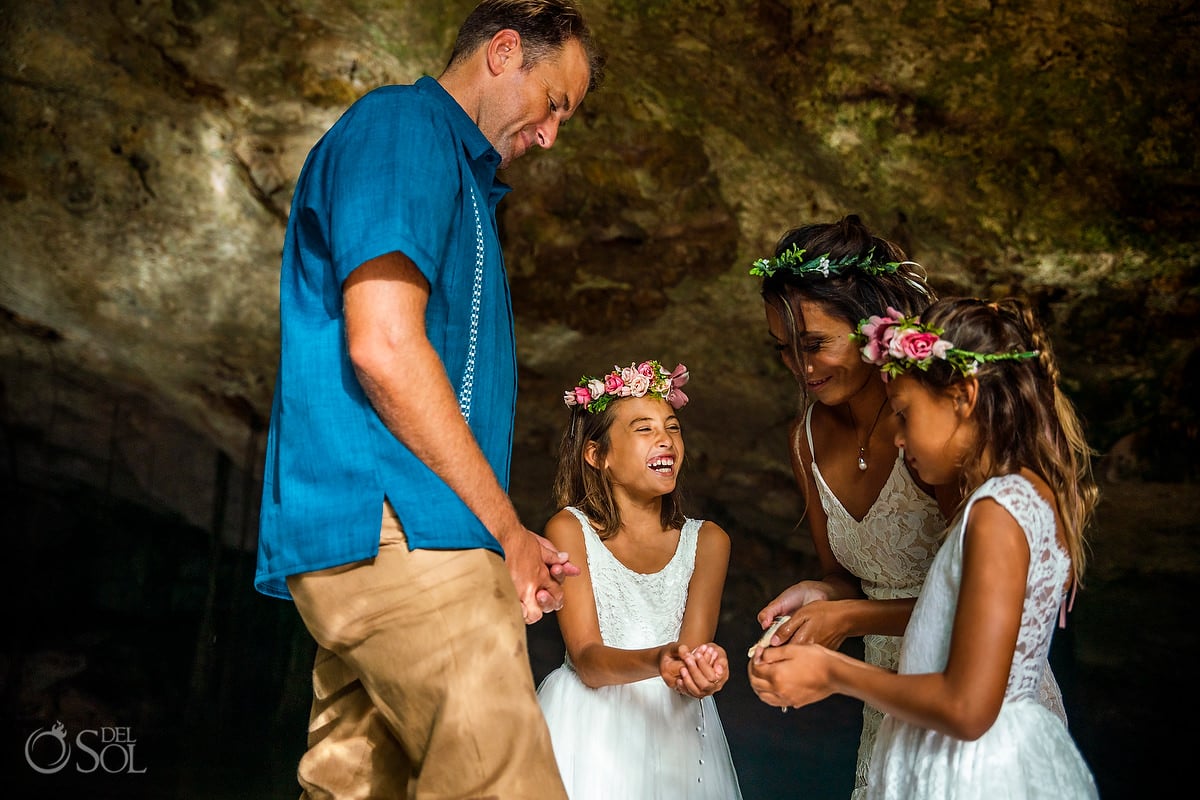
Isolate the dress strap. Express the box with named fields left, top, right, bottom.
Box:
left=564, top=505, right=591, bottom=529
left=803, top=403, right=817, bottom=460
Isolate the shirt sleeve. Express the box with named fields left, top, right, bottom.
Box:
left=323, top=90, right=460, bottom=288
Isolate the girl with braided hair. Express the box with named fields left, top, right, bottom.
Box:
left=749, top=297, right=1098, bottom=799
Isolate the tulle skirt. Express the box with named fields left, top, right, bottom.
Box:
left=867, top=699, right=1097, bottom=799
left=537, top=664, right=743, bottom=800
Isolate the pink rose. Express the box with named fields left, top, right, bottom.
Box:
left=636, top=361, right=657, bottom=378
left=621, top=365, right=638, bottom=383
left=563, top=390, right=578, bottom=407
left=571, top=386, right=591, bottom=406
left=628, top=374, right=651, bottom=397
left=604, top=373, right=625, bottom=393
left=859, top=308, right=904, bottom=340
left=894, top=330, right=941, bottom=361
left=860, top=335, right=888, bottom=364
left=586, top=378, right=606, bottom=399
left=859, top=314, right=901, bottom=364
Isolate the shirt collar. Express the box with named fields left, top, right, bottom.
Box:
left=416, top=76, right=503, bottom=173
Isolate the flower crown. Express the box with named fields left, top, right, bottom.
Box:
left=563, top=360, right=690, bottom=414
left=853, top=308, right=1039, bottom=380
left=749, top=244, right=911, bottom=279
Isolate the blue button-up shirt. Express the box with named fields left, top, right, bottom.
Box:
left=256, top=77, right=515, bottom=599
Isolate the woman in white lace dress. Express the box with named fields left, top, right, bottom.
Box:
left=749, top=216, right=954, bottom=798
left=537, top=360, right=743, bottom=799
left=749, top=298, right=1098, bottom=799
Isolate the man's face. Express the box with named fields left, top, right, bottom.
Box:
left=478, top=37, right=591, bottom=168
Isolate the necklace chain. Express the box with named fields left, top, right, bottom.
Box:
left=850, top=397, right=889, bottom=472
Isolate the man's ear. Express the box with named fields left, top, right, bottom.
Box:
left=485, top=29, right=522, bottom=76
left=583, top=440, right=602, bottom=470
left=951, top=377, right=979, bottom=418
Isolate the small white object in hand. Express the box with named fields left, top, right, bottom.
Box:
left=747, top=615, right=791, bottom=657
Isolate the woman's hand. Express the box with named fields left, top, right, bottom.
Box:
left=757, top=581, right=833, bottom=639
left=772, top=599, right=849, bottom=650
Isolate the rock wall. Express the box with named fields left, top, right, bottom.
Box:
left=2, top=0, right=1197, bottom=542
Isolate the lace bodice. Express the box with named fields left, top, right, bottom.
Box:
left=899, top=474, right=1071, bottom=702
left=803, top=406, right=945, bottom=601
left=564, top=506, right=698, bottom=651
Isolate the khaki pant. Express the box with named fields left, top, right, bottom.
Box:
left=287, top=505, right=566, bottom=800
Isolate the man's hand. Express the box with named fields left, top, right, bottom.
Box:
left=502, top=527, right=581, bottom=624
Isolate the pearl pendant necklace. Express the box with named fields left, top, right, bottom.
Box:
left=851, top=397, right=889, bottom=472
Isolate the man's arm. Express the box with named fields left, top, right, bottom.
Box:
left=343, top=251, right=576, bottom=622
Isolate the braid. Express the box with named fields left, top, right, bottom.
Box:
left=1004, top=299, right=1062, bottom=388
left=1012, top=300, right=1095, bottom=585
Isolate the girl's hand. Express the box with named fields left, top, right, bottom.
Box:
left=747, top=640, right=835, bottom=709
left=502, top=528, right=580, bottom=623
left=757, top=581, right=833, bottom=637
left=660, top=643, right=728, bottom=698
left=532, top=532, right=582, bottom=610
left=678, top=643, right=729, bottom=698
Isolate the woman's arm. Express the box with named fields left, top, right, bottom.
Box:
left=750, top=497, right=1029, bottom=740
left=791, top=413, right=864, bottom=598
left=779, top=596, right=917, bottom=649
left=758, top=414, right=864, bottom=641
left=543, top=510, right=672, bottom=688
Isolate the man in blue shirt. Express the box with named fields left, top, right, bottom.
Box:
left=255, top=2, right=602, bottom=796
